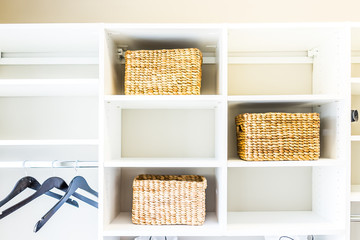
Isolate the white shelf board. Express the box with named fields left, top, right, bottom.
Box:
left=0, top=57, right=98, bottom=65
left=351, top=185, right=360, bottom=202
left=0, top=79, right=98, bottom=96
left=105, top=95, right=224, bottom=109
left=105, top=158, right=223, bottom=168
left=227, top=95, right=340, bottom=105
left=351, top=135, right=360, bottom=141
left=227, top=211, right=342, bottom=236
left=0, top=160, right=99, bottom=168
left=352, top=78, right=360, bottom=95
left=103, top=212, right=221, bottom=236
left=0, top=139, right=99, bottom=146
left=352, top=57, right=360, bottom=64
left=228, top=158, right=340, bottom=167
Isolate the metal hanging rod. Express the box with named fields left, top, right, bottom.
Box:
left=228, top=50, right=317, bottom=64
left=351, top=215, right=360, bottom=222
left=117, top=48, right=317, bottom=64
left=2, top=160, right=98, bottom=169
left=116, top=48, right=216, bottom=64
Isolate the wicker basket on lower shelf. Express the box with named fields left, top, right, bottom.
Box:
left=132, top=174, right=207, bottom=225
left=235, top=112, right=320, bottom=161
left=124, top=48, right=202, bottom=95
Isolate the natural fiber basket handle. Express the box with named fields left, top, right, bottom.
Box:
left=236, top=125, right=242, bottom=133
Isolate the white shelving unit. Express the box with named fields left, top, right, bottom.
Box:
left=0, top=24, right=100, bottom=240
left=0, top=23, right=353, bottom=240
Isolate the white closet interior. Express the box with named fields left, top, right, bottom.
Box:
left=0, top=23, right=354, bottom=240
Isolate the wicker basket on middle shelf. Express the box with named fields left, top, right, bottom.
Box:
left=124, top=48, right=203, bottom=95
left=235, top=112, right=320, bottom=161
left=132, top=174, right=207, bottom=225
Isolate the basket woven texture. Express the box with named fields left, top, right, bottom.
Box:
left=124, top=48, right=202, bottom=95
left=132, top=174, right=207, bottom=225
left=235, top=112, right=320, bottom=161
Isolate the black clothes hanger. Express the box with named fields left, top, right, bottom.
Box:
left=34, top=176, right=98, bottom=232
left=0, top=176, right=96, bottom=221
left=0, top=176, right=79, bottom=208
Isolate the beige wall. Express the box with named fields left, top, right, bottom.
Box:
left=1, top=0, right=360, bottom=23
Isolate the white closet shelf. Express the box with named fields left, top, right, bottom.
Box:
left=227, top=211, right=342, bottom=236
left=351, top=78, right=360, bottom=95
left=0, top=57, right=98, bottom=65
left=351, top=185, right=360, bottom=202
left=103, top=212, right=220, bottom=236
left=0, top=79, right=99, bottom=96
left=227, top=95, right=341, bottom=105
left=0, top=160, right=98, bottom=168
left=105, top=95, right=224, bottom=109
left=228, top=158, right=341, bottom=167
left=0, top=139, right=99, bottom=146
left=104, top=158, right=223, bottom=168
left=351, top=135, right=360, bottom=141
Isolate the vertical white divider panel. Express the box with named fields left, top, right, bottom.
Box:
left=219, top=25, right=228, bottom=231
left=105, top=102, right=122, bottom=162
left=219, top=25, right=228, bottom=96
left=313, top=26, right=349, bottom=96
left=312, top=103, right=347, bottom=230
left=99, top=24, right=106, bottom=240
left=311, top=25, right=350, bottom=237
left=216, top=166, right=227, bottom=233
left=341, top=26, right=352, bottom=240
left=103, top=168, right=122, bottom=229
left=104, top=28, right=119, bottom=95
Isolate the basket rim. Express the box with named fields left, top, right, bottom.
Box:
left=125, top=47, right=202, bottom=54
left=134, top=174, right=206, bottom=182
left=236, top=112, right=320, bottom=116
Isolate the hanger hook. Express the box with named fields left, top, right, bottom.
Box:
left=23, top=160, right=29, bottom=176
left=52, top=160, right=58, bottom=177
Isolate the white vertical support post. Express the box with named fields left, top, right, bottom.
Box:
left=312, top=25, right=351, bottom=238
left=342, top=25, right=352, bottom=240
left=214, top=99, right=228, bottom=231
left=312, top=26, right=349, bottom=96
left=216, top=166, right=227, bottom=234
left=220, top=25, right=228, bottom=96
left=98, top=23, right=106, bottom=240
left=219, top=24, right=229, bottom=232
left=333, top=25, right=352, bottom=238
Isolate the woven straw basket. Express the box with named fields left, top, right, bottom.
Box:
left=132, top=174, right=207, bottom=225
left=235, top=112, right=320, bottom=161
left=124, top=48, right=202, bottom=95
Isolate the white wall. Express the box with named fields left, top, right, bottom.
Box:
left=1, top=0, right=360, bottom=23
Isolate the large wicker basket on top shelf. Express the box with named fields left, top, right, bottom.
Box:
left=132, top=174, right=207, bottom=225
left=124, top=48, right=202, bottom=95
left=235, top=112, right=320, bottom=161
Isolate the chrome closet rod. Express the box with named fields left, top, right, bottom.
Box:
left=351, top=215, right=360, bottom=222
